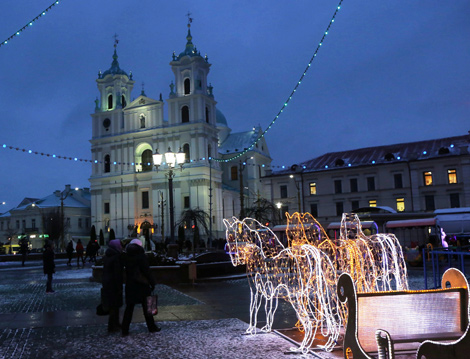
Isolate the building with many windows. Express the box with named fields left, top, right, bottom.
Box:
left=263, top=132, right=470, bottom=245
left=0, top=185, right=91, bottom=250
left=89, top=24, right=271, bottom=244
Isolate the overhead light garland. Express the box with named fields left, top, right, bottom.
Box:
left=0, top=0, right=64, bottom=48
left=212, top=0, right=345, bottom=163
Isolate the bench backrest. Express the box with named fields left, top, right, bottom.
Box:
left=357, top=288, right=467, bottom=352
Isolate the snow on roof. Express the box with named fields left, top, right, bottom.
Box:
left=218, top=129, right=259, bottom=155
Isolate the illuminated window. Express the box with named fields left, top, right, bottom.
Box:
left=184, top=78, right=190, bottom=95
left=350, top=178, right=358, bottom=192
left=230, top=166, right=238, bottom=181
left=423, top=171, right=433, bottom=186
left=396, top=198, right=405, bottom=212
left=369, top=200, right=377, bottom=207
left=181, top=106, right=189, bottom=123
left=309, top=182, right=317, bottom=195
left=448, top=169, right=457, bottom=184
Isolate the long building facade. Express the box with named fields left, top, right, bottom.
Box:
left=89, top=24, right=271, bottom=244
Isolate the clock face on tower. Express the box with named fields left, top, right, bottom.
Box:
left=103, top=118, right=111, bottom=130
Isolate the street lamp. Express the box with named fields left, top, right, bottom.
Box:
left=276, top=202, right=283, bottom=223
left=153, top=147, right=185, bottom=243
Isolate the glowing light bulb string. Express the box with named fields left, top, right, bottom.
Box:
left=0, top=1, right=64, bottom=48
left=212, top=0, right=345, bottom=163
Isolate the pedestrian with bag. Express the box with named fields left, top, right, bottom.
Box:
left=102, top=239, right=124, bottom=333
left=121, top=239, right=160, bottom=336
left=42, top=241, right=55, bottom=293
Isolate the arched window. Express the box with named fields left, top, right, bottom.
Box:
left=108, top=94, right=113, bottom=110
left=142, top=149, right=153, bottom=172
left=121, top=95, right=127, bottom=108
left=183, top=143, right=190, bottom=162
left=184, top=78, right=190, bottom=95
left=205, top=107, right=210, bottom=123
left=104, top=155, right=111, bottom=173
left=181, top=106, right=189, bottom=123
left=208, top=144, right=212, bottom=159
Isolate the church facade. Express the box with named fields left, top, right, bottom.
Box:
left=89, top=24, right=271, bottom=244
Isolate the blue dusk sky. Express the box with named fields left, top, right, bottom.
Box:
left=0, top=0, right=468, bottom=210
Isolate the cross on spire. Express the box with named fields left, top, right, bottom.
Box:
left=186, top=11, right=193, bottom=26
left=113, top=33, right=119, bottom=48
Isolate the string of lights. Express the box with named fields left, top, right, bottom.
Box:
left=0, top=0, right=64, bottom=48
left=212, top=0, right=345, bottom=163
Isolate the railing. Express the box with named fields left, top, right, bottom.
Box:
left=422, top=246, right=470, bottom=289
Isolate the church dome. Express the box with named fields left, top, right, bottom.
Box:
left=216, top=108, right=228, bottom=127
left=101, top=49, right=128, bottom=78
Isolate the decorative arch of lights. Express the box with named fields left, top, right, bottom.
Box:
left=224, top=212, right=408, bottom=354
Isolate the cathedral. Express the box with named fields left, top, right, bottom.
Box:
left=89, top=23, right=272, bottom=245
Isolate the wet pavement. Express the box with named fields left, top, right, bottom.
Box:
left=0, top=258, right=434, bottom=359
left=0, top=259, right=306, bottom=359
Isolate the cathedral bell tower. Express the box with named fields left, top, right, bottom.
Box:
left=167, top=21, right=216, bottom=128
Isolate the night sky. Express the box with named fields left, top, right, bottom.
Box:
left=0, top=0, right=469, bottom=210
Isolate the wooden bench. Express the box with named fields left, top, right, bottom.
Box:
left=337, top=268, right=470, bottom=359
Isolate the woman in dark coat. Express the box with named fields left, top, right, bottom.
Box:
left=42, top=241, right=55, bottom=293
left=121, top=239, right=160, bottom=336
left=102, top=239, right=124, bottom=332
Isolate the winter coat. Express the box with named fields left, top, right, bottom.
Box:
left=124, top=243, right=155, bottom=305
left=76, top=242, right=84, bottom=255
left=43, top=247, right=55, bottom=275
left=102, top=247, right=123, bottom=309
left=66, top=241, right=74, bottom=255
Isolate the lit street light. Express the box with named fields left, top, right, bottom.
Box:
left=153, top=147, right=185, bottom=243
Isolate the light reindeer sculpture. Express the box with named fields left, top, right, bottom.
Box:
left=224, top=217, right=342, bottom=353
left=224, top=213, right=408, bottom=354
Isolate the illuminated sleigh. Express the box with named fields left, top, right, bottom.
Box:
left=224, top=213, right=408, bottom=354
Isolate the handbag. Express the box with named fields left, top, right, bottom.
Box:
left=146, top=293, right=158, bottom=316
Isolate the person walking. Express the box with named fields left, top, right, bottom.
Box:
left=121, top=239, right=160, bottom=336
left=19, top=235, right=30, bottom=266
left=102, top=239, right=124, bottom=333
left=66, top=240, right=74, bottom=266
left=76, top=239, right=85, bottom=267
left=42, top=241, right=55, bottom=293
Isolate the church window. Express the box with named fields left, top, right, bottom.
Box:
left=208, top=144, right=212, bottom=159
left=121, top=95, right=127, bottom=108
left=104, top=155, right=111, bottom=173
left=142, top=191, right=149, bottom=209
left=205, top=107, right=209, bottom=123
left=182, top=106, right=189, bottom=123
left=140, top=114, right=146, bottom=128
left=183, top=143, right=190, bottom=162
left=107, top=94, right=113, bottom=110
left=141, top=149, right=153, bottom=172
left=184, top=78, right=190, bottom=95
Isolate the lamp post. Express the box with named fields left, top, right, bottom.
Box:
left=153, top=147, right=185, bottom=243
